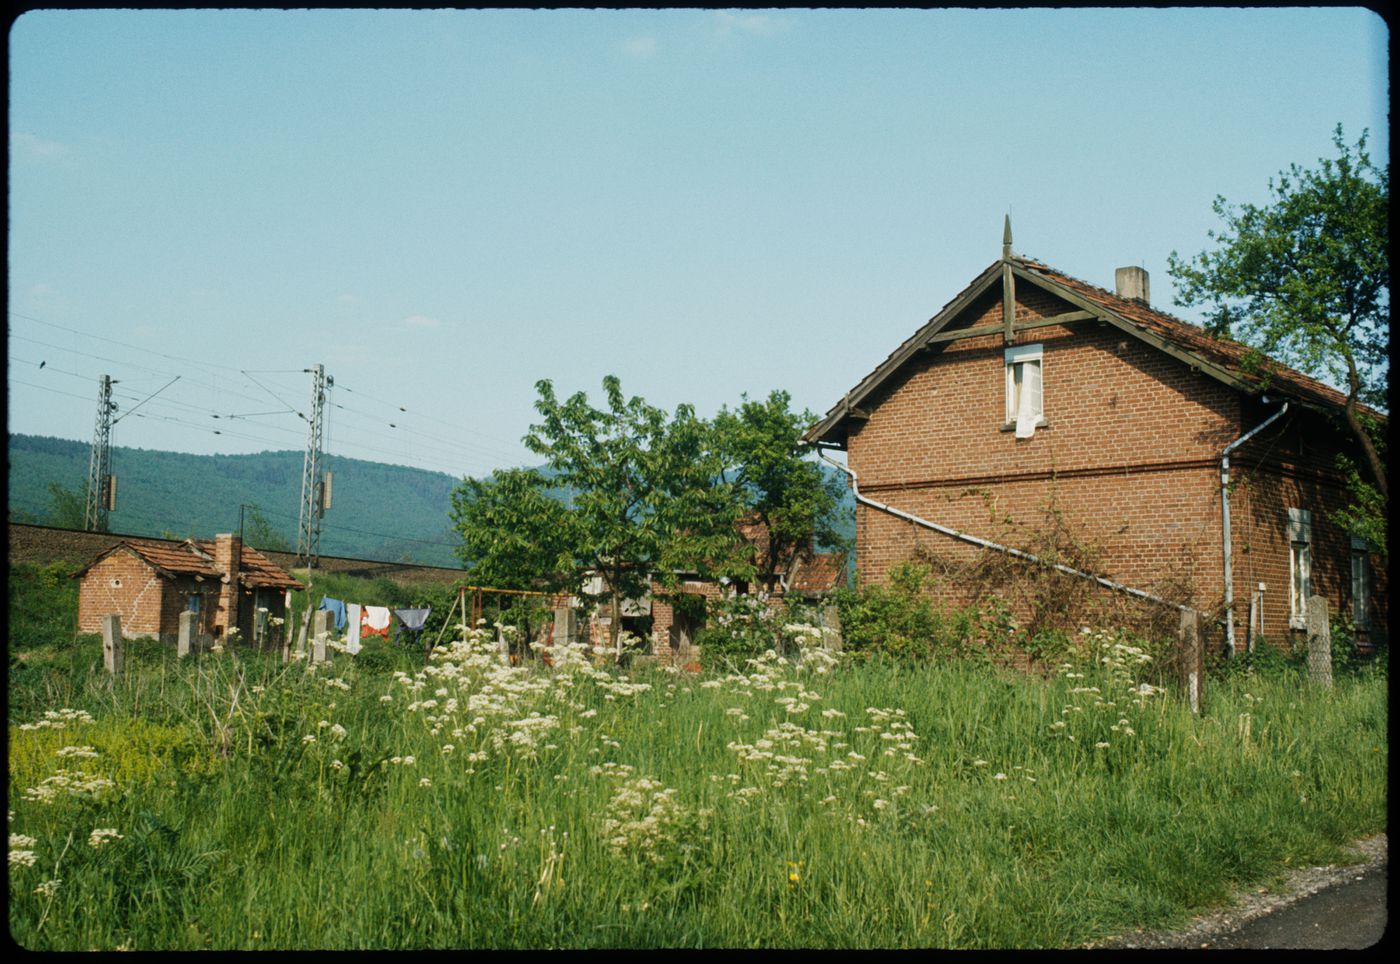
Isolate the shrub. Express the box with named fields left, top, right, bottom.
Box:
left=833, top=562, right=985, bottom=662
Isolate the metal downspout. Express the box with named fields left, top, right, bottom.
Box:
left=1220, top=399, right=1290, bottom=658
left=817, top=450, right=1190, bottom=613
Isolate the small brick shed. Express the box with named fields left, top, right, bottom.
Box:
left=804, top=229, right=1387, bottom=653
left=75, top=533, right=302, bottom=643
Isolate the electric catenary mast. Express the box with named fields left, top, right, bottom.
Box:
left=84, top=374, right=116, bottom=532
left=297, top=364, right=332, bottom=567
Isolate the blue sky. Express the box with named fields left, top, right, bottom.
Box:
left=8, top=8, right=1389, bottom=480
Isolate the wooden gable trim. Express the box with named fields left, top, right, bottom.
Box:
left=924, top=309, right=1097, bottom=345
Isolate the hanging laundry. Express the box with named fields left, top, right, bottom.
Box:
left=318, top=597, right=347, bottom=631
left=393, top=607, right=432, bottom=647
left=346, top=603, right=363, bottom=654
left=362, top=605, right=392, bottom=640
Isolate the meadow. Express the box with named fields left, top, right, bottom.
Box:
left=7, top=564, right=1388, bottom=949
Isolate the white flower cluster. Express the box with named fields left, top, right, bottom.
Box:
left=17, top=708, right=95, bottom=731
left=599, top=775, right=703, bottom=865
left=87, top=828, right=123, bottom=848
left=55, top=745, right=99, bottom=760
left=9, top=834, right=39, bottom=868
left=22, top=769, right=116, bottom=804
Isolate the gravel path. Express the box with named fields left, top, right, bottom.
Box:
left=1085, top=833, right=1388, bottom=949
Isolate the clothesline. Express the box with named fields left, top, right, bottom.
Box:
left=317, top=596, right=431, bottom=651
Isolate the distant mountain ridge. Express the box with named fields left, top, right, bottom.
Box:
left=7, top=434, right=467, bottom=567
left=8, top=434, right=856, bottom=570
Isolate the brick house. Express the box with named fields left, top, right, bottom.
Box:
left=75, top=533, right=302, bottom=644
left=803, top=229, right=1386, bottom=655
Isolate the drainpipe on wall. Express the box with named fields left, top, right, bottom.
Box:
left=1220, top=398, right=1290, bottom=659
left=817, top=449, right=1192, bottom=614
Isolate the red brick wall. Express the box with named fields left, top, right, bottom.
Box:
left=1229, top=402, right=1388, bottom=647
left=76, top=550, right=169, bottom=639
left=844, top=283, right=1384, bottom=649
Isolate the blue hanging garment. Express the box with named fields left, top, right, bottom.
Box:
left=318, top=596, right=348, bottom=632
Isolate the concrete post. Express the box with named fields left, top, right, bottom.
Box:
left=553, top=607, right=577, bottom=647
left=1306, top=595, right=1332, bottom=688
left=821, top=604, right=843, bottom=652
left=178, top=611, right=195, bottom=658
left=312, top=609, right=331, bottom=664
left=1178, top=608, right=1203, bottom=715
left=101, top=614, right=123, bottom=675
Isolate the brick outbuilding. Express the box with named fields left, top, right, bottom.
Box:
left=75, top=533, right=302, bottom=645
left=805, top=227, right=1386, bottom=655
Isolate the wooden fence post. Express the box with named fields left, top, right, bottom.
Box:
left=1178, top=607, right=1203, bottom=715
left=1306, top=595, right=1333, bottom=688
left=102, top=614, right=123, bottom=676
left=178, top=611, right=195, bottom=658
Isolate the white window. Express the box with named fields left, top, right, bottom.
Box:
left=1351, top=535, right=1371, bottom=630
left=1287, top=508, right=1312, bottom=629
left=1005, top=343, right=1044, bottom=438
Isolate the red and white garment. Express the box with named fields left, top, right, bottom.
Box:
left=362, top=605, right=391, bottom=640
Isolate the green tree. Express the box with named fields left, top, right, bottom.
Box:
left=449, top=467, right=578, bottom=594
left=43, top=482, right=87, bottom=529
left=243, top=504, right=291, bottom=552
left=451, top=376, right=744, bottom=652
left=1167, top=125, right=1388, bottom=548
left=713, top=390, right=849, bottom=592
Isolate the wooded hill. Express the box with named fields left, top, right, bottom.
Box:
left=8, top=434, right=857, bottom=570
left=7, top=434, right=465, bottom=568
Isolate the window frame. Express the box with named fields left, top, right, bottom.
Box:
left=1004, top=343, right=1045, bottom=432
left=1350, top=535, right=1371, bottom=631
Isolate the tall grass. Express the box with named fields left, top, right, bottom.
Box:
left=7, top=621, right=1387, bottom=949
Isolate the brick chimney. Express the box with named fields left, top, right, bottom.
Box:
left=1115, top=266, right=1150, bottom=305
left=212, top=533, right=242, bottom=637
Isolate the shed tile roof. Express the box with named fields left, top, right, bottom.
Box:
left=75, top=538, right=301, bottom=590
left=787, top=551, right=847, bottom=594
left=193, top=540, right=303, bottom=590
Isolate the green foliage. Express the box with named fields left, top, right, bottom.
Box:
left=713, top=390, right=852, bottom=589
left=242, top=504, right=291, bottom=553
left=453, top=376, right=745, bottom=647
left=44, top=482, right=89, bottom=528
left=694, top=593, right=778, bottom=672
left=833, top=562, right=983, bottom=662
left=1167, top=125, right=1389, bottom=531
left=4, top=625, right=1387, bottom=950
left=8, top=561, right=80, bottom=651
left=449, top=467, right=577, bottom=592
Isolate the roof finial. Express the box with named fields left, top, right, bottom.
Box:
left=1002, top=213, right=1013, bottom=260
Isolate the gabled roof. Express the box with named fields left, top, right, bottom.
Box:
left=786, top=551, right=847, bottom=594
left=75, top=538, right=301, bottom=590
left=74, top=540, right=223, bottom=580
left=805, top=253, right=1385, bottom=447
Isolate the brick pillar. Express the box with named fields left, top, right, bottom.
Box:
left=211, top=533, right=243, bottom=638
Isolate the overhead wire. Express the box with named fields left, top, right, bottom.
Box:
left=11, top=310, right=529, bottom=479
